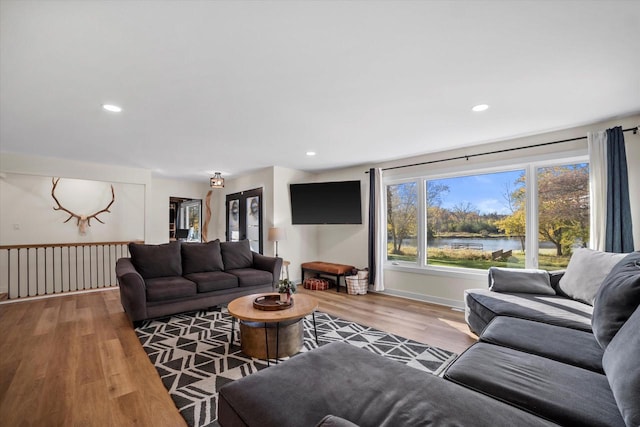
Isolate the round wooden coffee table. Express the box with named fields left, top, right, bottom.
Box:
left=228, top=293, right=319, bottom=364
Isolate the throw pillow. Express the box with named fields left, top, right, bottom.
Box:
left=220, top=240, right=253, bottom=270
left=181, top=239, right=224, bottom=274
left=129, top=241, right=182, bottom=279
left=592, top=251, right=640, bottom=349
left=488, top=267, right=555, bottom=295
left=558, top=248, right=627, bottom=305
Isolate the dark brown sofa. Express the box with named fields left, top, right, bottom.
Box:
left=116, top=239, right=282, bottom=325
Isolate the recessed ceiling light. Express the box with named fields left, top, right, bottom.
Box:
left=306, top=151, right=316, bottom=156
left=102, top=104, right=122, bottom=113
left=472, top=104, right=489, bottom=112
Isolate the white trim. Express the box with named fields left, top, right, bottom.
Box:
left=385, top=262, right=487, bottom=280
left=380, top=288, right=465, bottom=310
left=0, top=287, right=116, bottom=305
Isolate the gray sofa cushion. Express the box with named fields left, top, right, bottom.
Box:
left=315, top=415, right=359, bottom=427
left=129, top=241, right=182, bottom=279
left=602, top=306, right=640, bottom=427
left=228, top=268, right=273, bottom=288
left=221, top=240, right=253, bottom=270
left=488, top=267, right=555, bottom=295
left=592, top=251, right=640, bottom=349
left=558, top=248, right=627, bottom=305
left=181, top=239, right=224, bottom=274
left=444, top=342, right=625, bottom=427
left=218, top=342, right=557, bottom=427
left=145, top=276, right=197, bottom=302
left=480, top=316, right=603, bottom=373
left=184, top=271, right=238, bottom=292
left=465, top=288, right=593, bottom=335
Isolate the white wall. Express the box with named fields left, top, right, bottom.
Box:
left=311, top=114, right=640, bottom=308
left=272, top=166, right=318, bottom=281
left=0, top=173, right=144, bottom=245
left=0, top=152, right=211, bottom=246
left=2, top=115, right=637, bottom=305
left=314, top=166, right=369, bottom=272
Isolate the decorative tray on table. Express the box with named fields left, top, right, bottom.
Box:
left=253, top=294, right=294, bottom=311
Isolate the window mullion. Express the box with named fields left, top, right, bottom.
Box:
left=525, top=164, right=539, bottom=268
left=419, top=178, right=426, bottom=267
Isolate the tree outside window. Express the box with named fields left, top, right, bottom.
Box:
left=385, top=160, right=590, bottom=271
left=387, top=182, right=418, bottom=262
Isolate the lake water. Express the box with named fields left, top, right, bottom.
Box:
left=397, top=237, right=557, bottom=251
left=429, top=237, right=523, bottom=252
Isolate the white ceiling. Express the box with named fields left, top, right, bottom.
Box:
left=1, top=1, right=639, bottom=181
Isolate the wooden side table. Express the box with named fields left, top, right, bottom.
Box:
left=227, top=293, right=319, bottom=365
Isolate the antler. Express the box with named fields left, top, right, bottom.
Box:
left=51, top=177, right=116, bottom=232
left=51, top=177, right=82, bottom=225
left=85, top=184, right=115, bottom=226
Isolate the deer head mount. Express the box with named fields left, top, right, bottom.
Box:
left=51, top=177, right=115, bottom=234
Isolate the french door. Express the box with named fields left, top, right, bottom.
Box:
left=225, top=187, right=263, bottom=253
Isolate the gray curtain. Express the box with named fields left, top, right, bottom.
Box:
left=605, top=126, right=634, bottom=252
left=368, top=168, right=376, bottom=285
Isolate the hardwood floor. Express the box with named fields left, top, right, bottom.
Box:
left=0, top=288, right=476, bottom=426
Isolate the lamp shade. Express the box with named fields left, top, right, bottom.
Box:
left=268, top=227, right=287, bottom=242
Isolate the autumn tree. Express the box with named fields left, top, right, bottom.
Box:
left=537, top=165, right=589, bottom=256
left=387, top=182, right=418, bottom=254
left=498, top=165, right=589, bottom=256
left=426, top=182, right=450, bottom=239
left=498, top=178, right=526, bottom=251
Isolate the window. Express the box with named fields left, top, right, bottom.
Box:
left=426, top=170, right=525, bottom=269
left=386, top=182, right=418, bottom=263
left=536, top=164, right=590, bottom=269
left=385, top=160, right=589, bottom=271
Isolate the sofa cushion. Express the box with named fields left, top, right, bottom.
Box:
left=480, top=316, right=603, bottom=373
left=221, top=240, right=253, bottom=270
left=444, top=342, right=625, bottom=427
left=184, top=271, right=238, bottom=293
left=558, top=248, right=627, bottom=305
left=218, top=342, right=558, bottom=427
left=145, top=276, right=197, bottom=302
left=228, top=268, right=273, bottom=287
left=465, top=289, right=593, bottom=335
left=181, top=240, right=224, bottom=274
left=315, top=415, right=359, bottom=427
left=488, top=267, right=555, bottom=295
left=129, top=241, right=182, bottom=279
left=592, top=251, right=640, bottom=349
left=602, top=306, right=640, bottom=427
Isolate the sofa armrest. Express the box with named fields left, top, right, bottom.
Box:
left=548, top=270, right=566, bottom=294
left=252, top=253, right=283, bottom=287
left=116, top=258, right=148, bottom=323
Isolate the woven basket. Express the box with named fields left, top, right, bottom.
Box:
left=345, top=275, right=368, bottom=295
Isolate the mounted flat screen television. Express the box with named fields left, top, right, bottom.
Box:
left=289, top=180, right=362, bottom=225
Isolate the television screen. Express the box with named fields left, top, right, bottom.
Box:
left=289, top=181, right=362, bottom=224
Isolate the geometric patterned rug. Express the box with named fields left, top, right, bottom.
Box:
left=135, top=307, right=457, bottom=427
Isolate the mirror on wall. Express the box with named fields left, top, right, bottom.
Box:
left=170, top=197, right=202, bottom=242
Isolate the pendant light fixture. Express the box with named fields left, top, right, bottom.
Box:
left=210, top=172, right=224, bottom=188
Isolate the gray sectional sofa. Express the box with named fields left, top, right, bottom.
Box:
left=116, top=239, right=282, bottom=325
left=217, top=249, right=640, bottom=427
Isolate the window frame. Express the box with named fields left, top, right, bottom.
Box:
left=383, top=153, right=589, bottom=276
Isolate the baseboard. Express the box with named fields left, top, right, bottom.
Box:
left=379, top=288, right=465, bottom=310
left=0, top=286, right=115, bottom=305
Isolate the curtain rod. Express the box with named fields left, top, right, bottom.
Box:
left=365, top=126, right=638, bottom=173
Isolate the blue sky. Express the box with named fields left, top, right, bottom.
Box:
left=432, top=170, right=524, bottom=215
